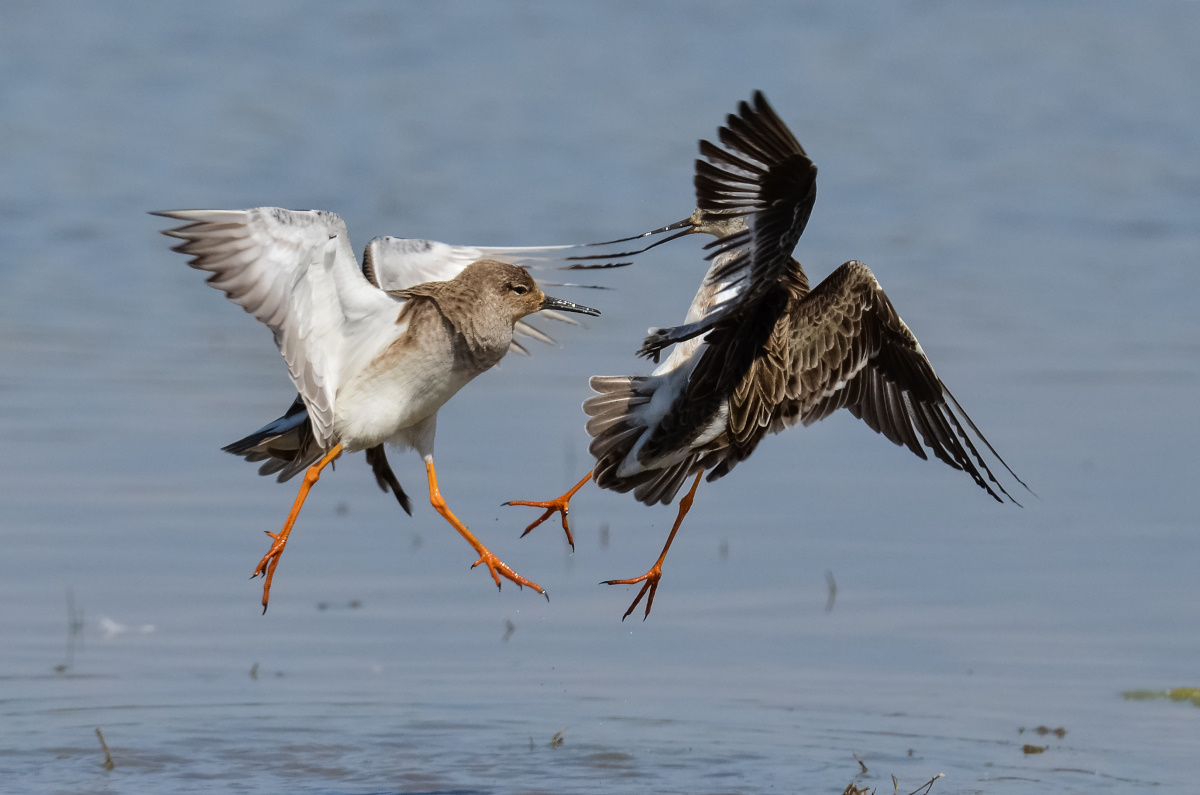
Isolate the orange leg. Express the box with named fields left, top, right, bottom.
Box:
left=252, top=443, right=343, bottom=613
left=603, top=470, right=703, bottom=621
left=426, top=459, right=547, bottom=599
left=503, top=470, right=593, bottom=550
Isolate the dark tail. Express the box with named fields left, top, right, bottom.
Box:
left=222, top=395, right=321, bottom=482
left=224, top=396, right=412, bottom=514
left=365, top=446, right=413, bottom=516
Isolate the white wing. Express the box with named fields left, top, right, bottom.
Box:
left=157, top=208, right=399, bottom=448
left=363, top=235, right=585, bottom=355
left=363, top=236, right=498, bottom=291
left=362, top=235, right=603, bottom=290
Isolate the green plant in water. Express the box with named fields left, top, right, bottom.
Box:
left=1122, top=687, right=1200, bottom=707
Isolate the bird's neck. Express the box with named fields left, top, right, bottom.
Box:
left=414, top=284, right=513, bottom=374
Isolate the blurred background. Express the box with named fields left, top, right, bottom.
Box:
left=2, top=2, right=1198, bottom=792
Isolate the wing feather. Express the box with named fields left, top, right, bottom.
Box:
left=363, top=235, right=585, bottom=354
left=784, top=261, right=1018, bottom=502
left=155, top=207, right=398, bottom=448
left=640, top=91, right=818, bottom=359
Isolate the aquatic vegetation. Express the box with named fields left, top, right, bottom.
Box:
left=1122, top=687, right=1200, bottom=707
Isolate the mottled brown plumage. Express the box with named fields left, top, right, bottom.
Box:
left=512, top=92, right=1026, bottom=619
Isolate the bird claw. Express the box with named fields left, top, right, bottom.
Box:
left=504, top=473, right=592, bottom=551
left=253, top=533, right=286, bottom=575
left=603, top=566, right=662, bottom=621
left=503, top=497, right=575, bottom=549
left=251, top=547, right=284, bottom=612
left=471, top=550, right=546, bottom=597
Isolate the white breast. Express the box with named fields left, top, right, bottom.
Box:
left=333, top=327, right=473, bottom=451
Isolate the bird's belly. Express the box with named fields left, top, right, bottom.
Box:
left=334, top=359, right=470, bottom=450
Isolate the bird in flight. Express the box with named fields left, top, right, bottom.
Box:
left=507, top=92, right=1028, bottom=619
left=156, top=209, right=600, bottom=611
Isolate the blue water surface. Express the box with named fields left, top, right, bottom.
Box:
left=2, top=2, right=1198, bottom=792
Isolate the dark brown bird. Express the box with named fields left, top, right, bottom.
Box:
left=508, top=92, right=1027, bottom=619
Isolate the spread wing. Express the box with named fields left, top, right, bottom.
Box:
left=362, top=235, right=587, bottom=355
left=155, top=207, right=399, bottom=448
left=771, top=260, right=1025, bottom=502
left=640, top=90, right=818, bottom=359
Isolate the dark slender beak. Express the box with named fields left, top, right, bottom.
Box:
left=541, top=294, right=600, bottom=316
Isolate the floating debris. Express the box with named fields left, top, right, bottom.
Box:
left=98, top=616, right=155, bottom=640
left=1022, top=744, right=1046, bottom=754
left=843, top=766, right=942, bottom=795
left=317, top=600, right=363, bottom=611
left=95, top=728, right=114, bottom=770
left=550, top=728, right=566, bottom=748
left=909, top=774, right=944, bottom=795
left=64, top=588, right=85, bottom=671
left=249, top=662, right=259, bottom=680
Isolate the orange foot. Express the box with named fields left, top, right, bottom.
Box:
left=251, top=530, right=290, bottom=612
left=471, top=546, right=548, bottom=598
left=251, top=443, right=343, bottom=613
left=504, top=470, right=592, bottom=550
left=602, top=565, right=663, bottom=621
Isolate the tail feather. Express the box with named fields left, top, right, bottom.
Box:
left=222, top=395, right=323, bottom=483
left=222, top=395, right=309, bottom=456
left=633, top=456, right=696, bottom=506
left=584, top=375, right=700, bottom=506
left=225, top=396, right=413, bottom=513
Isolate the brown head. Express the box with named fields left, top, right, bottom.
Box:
left=456, top=259, right=600, bottom=323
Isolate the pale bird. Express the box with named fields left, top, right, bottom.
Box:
left=155, top=209, right=599, bottom=611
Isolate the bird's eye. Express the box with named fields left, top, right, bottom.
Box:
left=511, top=284, right=528, bottom=295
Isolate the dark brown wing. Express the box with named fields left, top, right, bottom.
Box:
left=640, top=91, right=818, bottom=359
left=639, top=273, right=798, bottom=479
left=775, top=260, right=1025, bottom=502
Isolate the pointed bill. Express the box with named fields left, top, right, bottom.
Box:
left=540, top=295, right=600, bottom=316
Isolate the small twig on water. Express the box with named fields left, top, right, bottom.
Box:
left=906, top=773, right=944, bottom=795
left=95, top=728, right=114, bottom=770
